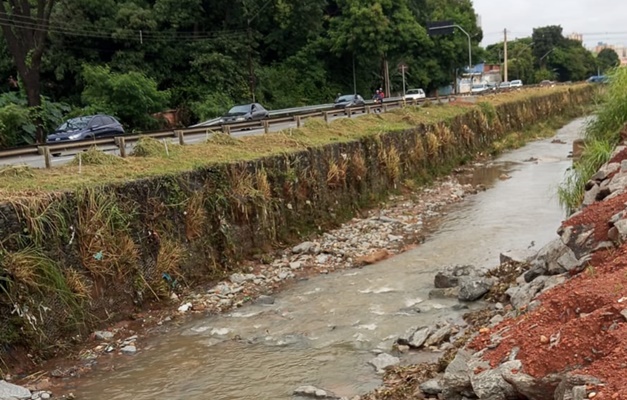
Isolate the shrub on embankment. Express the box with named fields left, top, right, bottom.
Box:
left=0, top=86, right=593, bottom=369
left=559, top=68, right=627, bottom=213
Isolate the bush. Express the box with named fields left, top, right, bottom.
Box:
left=81, top=65, right=170, bottom=131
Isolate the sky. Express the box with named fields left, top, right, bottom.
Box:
left=472, top=0, right=627, bottom=48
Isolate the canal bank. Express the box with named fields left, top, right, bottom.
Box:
left=43, top=118, right=588, bottom=400
left=3, top=86, right=586, bottom=396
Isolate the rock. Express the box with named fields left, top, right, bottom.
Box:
left=292, top=241, right=317, bottom=254
left=408, top=327, right=432, bottom=349
left=40, top=393, right=51, bottom=400
left=458, top=276, right=494, bottom=302
left=368, top=353, right=400, bottom=374
left=94, top=330, right=114, bottom=341
left=554, top=375, right=602, bottom=400
left=502, top=371, right=565, bottom=400
left=524, top=263, right=547, bottom=283
left=582, top=184, right=600, bottom=206
left=425, top=324, right=452, bottom=347
left=429, top=287, right=460, bottom=299
left=355, top=249, right=390, bottom=266
left=499, top=249, right=536, bottom=265
left=293, top=385, right=337, bottom=399
left=608, top=171, right=627, bottom=194
left=256, top=295, right=275, bottom=305
left=289, top=261, right=303, bottom=270
left=121, top=345, right=137, bottom=354
left=612, top=219, right=627, bottom=243
left=434, top=265, right=478, bottom=288
left=489, top=314, right=504, bottom=326
left=533, top=239, right=581, bottom=275
left=571, top=386, right=588, bottom=400
left=178, top=302, right=193, bottom=313
left=419, top=379, right=443, bottom=395
left=470, top=360, right=520, bottom=400
left=396, top=345, right=410, bottom=354
left=441, top=350, right=473, bottom=395
left=506, top=275, right=550, bottom=309
left=0, top=381, right=31, bottom=399
left=229, top=273, right=248, bottom=284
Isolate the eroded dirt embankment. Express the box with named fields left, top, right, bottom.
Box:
left=0, top=87, right=593, bottom=383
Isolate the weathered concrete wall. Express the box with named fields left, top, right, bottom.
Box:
left=0, top=86, right=593, bottom=359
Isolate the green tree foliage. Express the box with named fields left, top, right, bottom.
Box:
left=0, top=0, right=512, bottom=148
left=81, top=65, right=170, bottom=130
left=597, top=48, right=620, bottom=74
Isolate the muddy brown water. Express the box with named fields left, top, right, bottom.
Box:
left=70, top=118, right=586, bottom=399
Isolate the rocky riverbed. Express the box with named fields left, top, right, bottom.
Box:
left=361, top=144, right=627, bottom=399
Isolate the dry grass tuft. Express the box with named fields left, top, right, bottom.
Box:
left=71, top=147, right=125, bottom=166
left=0, top=164, right=34, bottom=178
left=207, top=133, right=242, bottom=146
left=350, top=152, right=367, bottom=181
left=132, top=137, right=181, bottom=158
left=426, top=132, right=441, bottom=156
left=185, top=192, right=208, bottom=241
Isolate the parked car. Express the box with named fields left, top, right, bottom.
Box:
left=499, top=81, right=511, bottom=89
left=221, top=103, right=269, bottom=123
left=510, top=80, right=523, bottom=88
left=403, top=88, right=426, bottom=101
left=333, top=94, right=365, bottom=109
left=471, top=83, right=490, bottom=94
left=46, top=115, right=124, bottom=143
left=539, top=80, right=555, bottom=87
left=587, top=75, right=608, bottom=84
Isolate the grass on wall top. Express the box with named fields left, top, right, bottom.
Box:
left=0, top=85, right=584, bottom=196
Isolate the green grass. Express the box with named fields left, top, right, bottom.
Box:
left=0, top=85, right=585, bottom=195
left=558, top=69, right=625, bottom=213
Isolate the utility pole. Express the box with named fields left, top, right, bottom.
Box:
left=503, top=28, right=508, bottom=83
left=352, top=53, right=357, bottom=95
left=401, top=64, right=407, bottom=97
left=383, top=57, right=391, bottom=96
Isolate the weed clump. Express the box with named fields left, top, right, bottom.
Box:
left=0, top=164, right=34, bottom=179
left=207, top=133, right=242, bottom=146
left=132, top=137, right=179, bottom=157
left=71, top=147, right=124, bottom=166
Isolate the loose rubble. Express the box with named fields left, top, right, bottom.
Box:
left=364, top=144, right=627, bottom=399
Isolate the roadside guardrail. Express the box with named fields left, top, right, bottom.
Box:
left=0, top=82, right=577, bottom=169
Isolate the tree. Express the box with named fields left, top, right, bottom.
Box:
left=597, top=48, right=620, bottom=74
left=532, top=25, right=565, bottom=67
left=0, top=0, right=56, bottom=142
left=81, top=65, right=170, bottom=130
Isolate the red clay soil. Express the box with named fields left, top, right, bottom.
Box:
left=470, top=242, right=627, bottom=398
left=562, top=192, right=627, bottom=242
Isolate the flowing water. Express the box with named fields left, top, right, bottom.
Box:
left=71, top=118, right=586, bottom=400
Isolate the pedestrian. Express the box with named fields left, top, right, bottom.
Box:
left=372, top=89, right=381, bottom=113
left=378, top=88, right=385, bottom=107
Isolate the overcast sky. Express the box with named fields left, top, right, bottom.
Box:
left=473, top=0, right=627, bottom=48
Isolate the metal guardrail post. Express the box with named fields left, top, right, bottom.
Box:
left=177, top=130, right=185, bottom=145
left=383, top=104, right=388, bottom=112
left=323, top=111, right=329, bottom=123
left=42, top=146, right=51, bottom=169
left=366, top=106, right=371, bottom=114
left=263, top=120, right=270, bottom=133
left=295, top=115, right=301, bottom=128
left=118, top=137, right=127, bottom=157
left=222, top=124, right=229, bottom=134
left=347, top=108, right=352, bottom=118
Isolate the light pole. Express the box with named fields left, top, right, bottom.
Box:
left=429, top=24, right=472, bottom=70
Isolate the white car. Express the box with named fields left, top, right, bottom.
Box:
left=403, top=88, right=426, bottom=101
left=471, top=83, right=490, bottom=94
left=499, top=81, right=511, bottom=89
left=510, top=80, right=523, bottom=88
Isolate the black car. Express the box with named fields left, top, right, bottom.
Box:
left=333, top=94, right=365, bottom=109
left=46, top=115, right=124, bottom=142
left=221, top=103, right=269, bottom=123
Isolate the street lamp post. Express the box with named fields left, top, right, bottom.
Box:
left=429, top=24, right=472, bottom=70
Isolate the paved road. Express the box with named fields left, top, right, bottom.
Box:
left=0, top=98, right=453, bottom=169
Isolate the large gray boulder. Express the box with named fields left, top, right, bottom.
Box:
left=470, top=360, right=521, bottom=400
left=441, top=350, right=473, bottom=399
left=531, top=238, right=580, bottom=275
left=293, top=385, right=338, bottom=399
left=0, top=381, right=31, bottom=400
left=458, top=276, right=494, bottom=302
left=434, top=265, right=479, bottom=288
left=419, top=379, right=443, bottom=395
left=499, top=249, right=536, bottom=265
left=368, top=353, right=400, bottom=374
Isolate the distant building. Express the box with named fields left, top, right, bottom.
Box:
left=567, top=32, right=583, bottom=42
left=457, top=63, right=501, bottom=93
left=593, top=42, right=627, bottom=66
